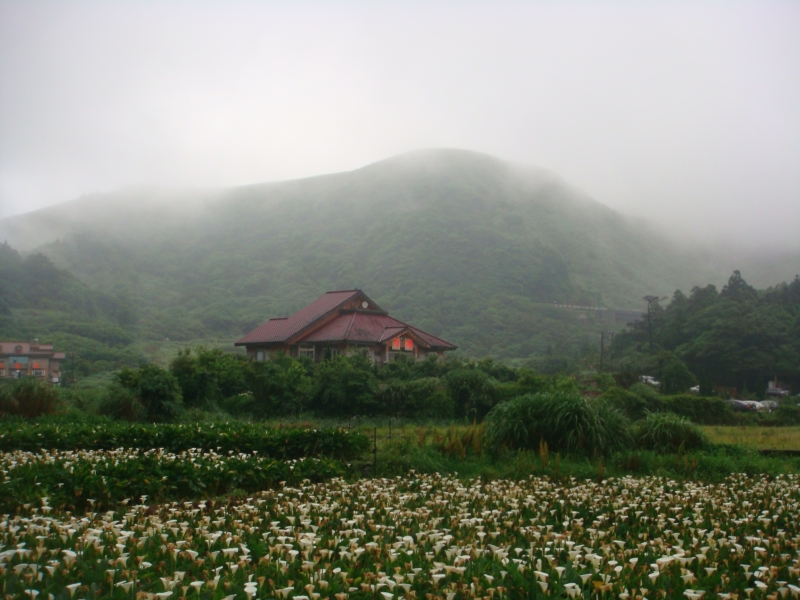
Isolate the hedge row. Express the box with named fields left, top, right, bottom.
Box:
left=0, top=421, right=369, bottom=460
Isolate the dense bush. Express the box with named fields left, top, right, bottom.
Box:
left=484, top=391, right=630, bottom=458
left=0, top=420, right=370, bottom=460
left=244, top=352, right=310, bottom=416
left=774, top=398, right=800, bottom=425
left=446, top=369, right=500, bottom=420
left=98, top=383, right=145, bottom=421
left=169, top=346, right=248, bottom=407
left=115, top=364, right=184, bottom=422
left=661, top=394, right=733, bottom=424
left=602, top=387, right=661, bottom=421
left=633, top=411, right=709, bottom=453
left=309, top=354, right=378, bottom=417
left=379, top=377, right=453, bottom=419
left=0, top=377, right=60, bottom=418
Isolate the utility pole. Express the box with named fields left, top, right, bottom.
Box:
left=642, top=296, right=665, bottom=351
left=599, top=331, right=605, bottom=371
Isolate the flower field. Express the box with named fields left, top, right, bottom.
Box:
left=0, top=422, right=369, bottom=461
left=0, top=449, right=346, bottom=513
left=2, top=471, right=799, bottom=599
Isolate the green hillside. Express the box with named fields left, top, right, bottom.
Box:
left=0, top=242, right=145, bottom=376
left=1, top=149, right=796, bottom=366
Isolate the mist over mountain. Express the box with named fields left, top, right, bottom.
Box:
left=1, top=149, right=797, bottom=364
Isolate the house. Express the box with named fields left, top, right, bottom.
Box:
left=235, top=289, right=456, bottom=363
left=0, top=340, right=65, bottom=383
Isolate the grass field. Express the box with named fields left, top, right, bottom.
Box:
left=703, top=425, right=800, bottom=450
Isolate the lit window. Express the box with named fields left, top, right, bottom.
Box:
left=392, top=339, right=400, bottom=350
left=405, top=339, right=413, bottom=351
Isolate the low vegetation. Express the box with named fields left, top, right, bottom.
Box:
left=3, top=472, right=799, bottom=600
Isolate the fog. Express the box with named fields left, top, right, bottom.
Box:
left=1, top=1, right=799, bottom=251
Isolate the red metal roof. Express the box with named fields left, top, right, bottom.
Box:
left=298, top=312, right=456, bottom=349
left=236, top=290, right=365, bottom=344
left=236, top=290, right=457, bottom=350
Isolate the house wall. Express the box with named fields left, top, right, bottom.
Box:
left=0, top=351, right=61, bottom=381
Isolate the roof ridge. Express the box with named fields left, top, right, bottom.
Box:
left=343, top=312, right=357, bottom=340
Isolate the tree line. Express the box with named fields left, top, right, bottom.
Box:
left=612, top=271, right=800, bottom=395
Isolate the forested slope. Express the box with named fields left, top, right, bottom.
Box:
left=1, top=149, right=797, bottom=364
left=0, top=242, right=145, bottom=374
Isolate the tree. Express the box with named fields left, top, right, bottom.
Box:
left=117, top=364, right=183, bottom=422
left=244, top=352, right=310, bottom=417
left=309, top=354, right=378, bottom=417
left=170, top=347, right=248, bottom=407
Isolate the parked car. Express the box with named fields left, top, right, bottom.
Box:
left=640, top=375, right=660, bottom=387
left=726, top=399, right=756, bottom=412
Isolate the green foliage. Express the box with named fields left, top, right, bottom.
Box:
left=0, top=377, right=60, bottom=418
left=661, top=394, right=733, bottom=425
left=244, top=352, right=311, bottom=417
left=0, top=420, right=370, bottom=459
left=633, top=411, right=709, bottom=453
left=98, top=383, right=145, bottom=421
left=309, top=354, right=378, bottom=417
left=169, top=346, right=248, bottom=407
left=658, top=351, right=696, bottom=394
left=484, top=390, right=630, bottom=458
left=614, top=271, right=800, bottom=395
left=0, top=241, right=145, bottom=375
left=602, top=386, right=657, bottom=421
left=0, top=451, right=345, bottom=513
left=116, top=364, right=183, bottom=422
left=774, top=397, right=800, bottom=425
left=445, top=368, right=500, bottom=420
left=379, top=377, right=453, bottom=419
left=4, top=150, right=746, bottom=370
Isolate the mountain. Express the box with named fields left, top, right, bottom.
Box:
left=0, top=242, right=145, bottom=376
left=1, top=149, right=797, bottom=364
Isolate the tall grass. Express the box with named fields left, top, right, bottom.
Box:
left=0, top=377, right=60, bottom=419
left=633, top=412, right=709, bottom=454
left=484, top=391, right=630, bottom=458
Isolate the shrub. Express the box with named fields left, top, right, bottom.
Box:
left=774, top=398, right=800, bottom=425
left=484, top=391, right=630, bottom=458
left=170, top=346, right=248, bottom=407
left=380, top=378, right=453, bottom=419
left=117, top=364, right=183, bottom=422
left=98, top=384, right=145, bottom=422
left=445, top=369, right=500, bottom=420
left=661, top=394, right=733, bottom=424
left=244, top=352, right=310, bottom=417
left=0, top=377, right=60, bottom=418
left=602, top=387, right=652, bottom=421
left=309, top=354, right=378, bottom=417
left=633, top=412, right=709, bottom=453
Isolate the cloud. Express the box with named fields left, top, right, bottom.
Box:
left=0, top=0, right=798, bottom=249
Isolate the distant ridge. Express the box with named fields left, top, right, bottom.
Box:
left=1, top=149, right=797, bottom=361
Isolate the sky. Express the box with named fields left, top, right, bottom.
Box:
left=1, top=1, right=799, bottom=250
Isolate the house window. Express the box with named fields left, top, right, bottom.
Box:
left=256, top=351, right=265, bottom=361
left=329, top=348, right=341, bottom=358
left=298, top=345, right=315, bottom=360
left=0, top=370, right=5, bottom=377
left=392, top=339, right=401, bottom=350
left=405, top=339, right=413, bottom=351
left=32, top=369, right=46, bottom=377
